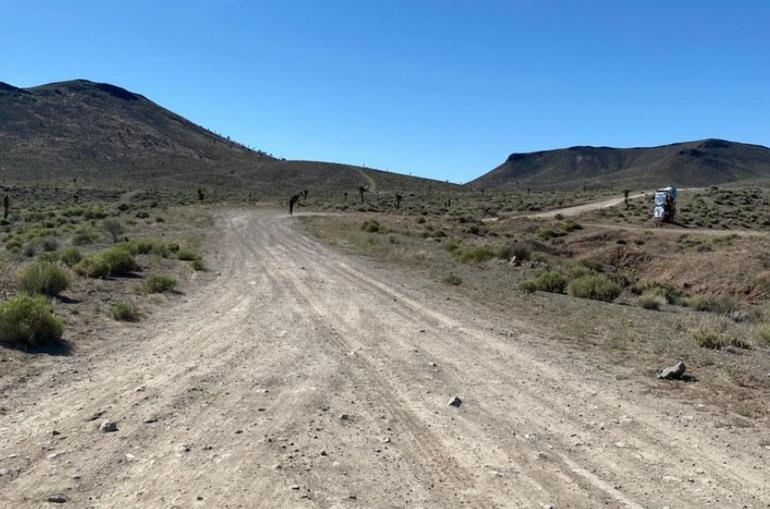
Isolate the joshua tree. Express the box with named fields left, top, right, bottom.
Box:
left=624, top=189, right=630, bottom=207
left=358, top=185, right=369, bottom=204
left=3, top=194, right=9, bottom=219
left=197, top=188, right=205, bottom=202
left=303, top=189, right=308, bottom=200
left=394, top=193, right=403, bottom=210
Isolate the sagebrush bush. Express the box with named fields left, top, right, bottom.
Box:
left=0, top=295, right=64, bottom=346
left=451, top=244, right=496, bottom=263
left=100, top=247, right=139, bottom=275
left=75, top=255, right=111, bottom=278
left=72, top=227, right=100, bottom=245
left=443, top=273, right=462, bottom=286
left=693, top=325, right=749, bottom=350
left=637, top=293, right=664, bottom=310
left=519, top=280, right=537, bottom=293
left=631, top=279, right=684, bottom=305
left=191, top=259, right=205, bottom=271
left=145, top=275, right=177, bottom=293
left=567, top=275, right=623, bottom=302
left=361, top=219, right=382, bottom=233
left=177, top=248, right=200, bottom=261
left=17, top=262, right=70, bottom=297
left=110, top=301, right=141, bottom=321
left=60, top=247, right=82, bottom=267
left=686, top=293, right=738, bottom=314
left=533, top=271, right=567, bottom=293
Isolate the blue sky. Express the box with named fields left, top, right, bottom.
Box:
left=2, top=1, right=769, bottom=182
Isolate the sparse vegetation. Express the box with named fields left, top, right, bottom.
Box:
left=17, top=262, right=70, bottom=297
left=102, top=218, right=124, bottom=243
left=145, top=275, right=177, bottom=293
left=567, top=274, right=623, bottom=302
left=693, top=324, right=750, bottom=350
left=443, top=273, right=463, bottom=286
left=0, top=295, right=64, bottom=347
left=110, top=301, right=141, bottom=321
left=361, top=219, right=382, bottom=233
left=686, top=293, right=738, bottom=314
left=60, top=247, right=83, bottom=267
left=637, top=293, right=664, bottom=310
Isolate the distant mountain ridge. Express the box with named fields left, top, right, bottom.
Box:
left=0, top=79, right=454, bottom=197
left=469, top=139, right=770, bottom=190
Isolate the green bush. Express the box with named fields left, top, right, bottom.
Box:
left=167, top=242, right=180, bottom=253
left=110, top=301, right=141, bottom=321
left=145, top=275, right=177, bottom=293
left=567, top=275, right=623, bottom=302
left=191, top=259, right=205, bottom=271
left=686, top=293, right=738, bottom=314
left=0, top=295, right=64, bottom=346
left=60, top=247, right=83, bottom=267
left=177, top=248, right=200, bottom=261
left=17, top=262, right=70, bottom=297
left=5, top=237, right=23, bottom=251
left=519, top=280, right=538, bottom=293
left=637, top=293, right=664, bottom=310
left=361, top=219, right=382, bottom=233
left=72, top=227, right=100, bottom=245
left=74, top=255, right=111, bottom=278
left=693, top=325, right=749, bottom=350
left=533, top=271, right=567, bottom=293
left=100, top=247, right=139, bottom=276
left=631, top=279, right=684, bottom=305
left=451, top=244, right=496, bottom=263
left=443, top=273, right=463, bottom=286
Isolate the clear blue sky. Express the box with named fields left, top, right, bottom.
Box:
left=2, top=1, right=769, bottom=183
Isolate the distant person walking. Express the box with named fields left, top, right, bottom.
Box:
left=288, top=194, right=301, bottom=215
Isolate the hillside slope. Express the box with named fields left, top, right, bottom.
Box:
left=0, top=79, right=454, bottom=197
left=470, top=139, right=770, bottom=191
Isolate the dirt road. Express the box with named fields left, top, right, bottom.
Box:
left=524, top=193, right=648, bottom=219
left=1, top=210, right=768, bottom=508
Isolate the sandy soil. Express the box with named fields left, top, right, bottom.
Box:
left=1, top=209, right=768, bottom=508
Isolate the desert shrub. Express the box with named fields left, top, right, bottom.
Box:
left=100, top=247, right=139, bottom=275
left=6, top=237, right=22, bottom=251
left=534, top=271, right=567, bottom=293
left=74, top=256, right=111, bottom=278
left=519, top=280, right=538, bottom=293
left=561, top=221, right=583, bottom=232
left=631, top=279, right=685, bottom=305
left=535, top=227, right=565, bottom=241
left=60, top=247, right=82, bottom=267
left=443, top=273, right=463, bottom=286
left=36, top=252, right=60, bottom=263
left=145, top=275, right=177, bottom=293
left=495, top=242, right=531, bottom=262
left=191, top=259, right=205, bottom=271
left=133, top=240, right=154, bottom=254
left=151, top=242, right=171, bottom=258
left=72, top=227, right=100, bottom=245
left=0, top=295, right=64, bottom=346
left=110, top=301, right=141, bottom=321
left=41, top=237, right=59, bottom=252
left=693, top=325, right=749, bottom=350
left=177, top=248, right=200, bottom=261
left=17, top=262, right=70, bottom=297
left=567, top=275, right=623, bottom=302
left=686, top=293, right=738, bottom=314
left=102, top=218, right=124, bottom=243
left=167, top=242, right=180, bottom=253
left=637, top=293, right=664, bottom=310
left=444, top=239, right=461, bottom=253
left=22, top=242, right=37, bottom=258
left=452, top=244, right=496, bottom=263
left=361, top=219, right=382, bottom=233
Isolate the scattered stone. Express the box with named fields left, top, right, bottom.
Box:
left=142, top=417, right=158, bottom=424
left=320, top=450, right=327, bottom=456
left=448, top=396, right=462, bottom=407
left=86, top=410, right=105, bottom=422
left=381, top=437, right=391, bottom=444
left=658, top=361, right=686, bottom=380
left=339, top=414, right=350, bottom=421
left=46, top=495, right=67, bottom=503
left=291, top=485, right=300, bottom=491
left=98, top=420, right=117, bottom=433
left=536, top=451, right=552, bottom=461
left=51, top=430, right=61, bottom=436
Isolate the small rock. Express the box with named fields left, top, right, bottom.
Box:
left=51, top=430, right=61, bottom=436
left=98, top=420, right=117, bottom=433
left=448, top=396, right=462, bottom=407
left=658, top=361, right=686, bottom=380
left=339, top=414, right=350, bottom=421
left=46, top=495, right=67, bottom=503
left=291, top=485, right=300, bottom=491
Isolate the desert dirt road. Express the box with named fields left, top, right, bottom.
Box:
left=1, top=209, right=769, bottom=508
left=524, top=193, right=648, bottom=219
